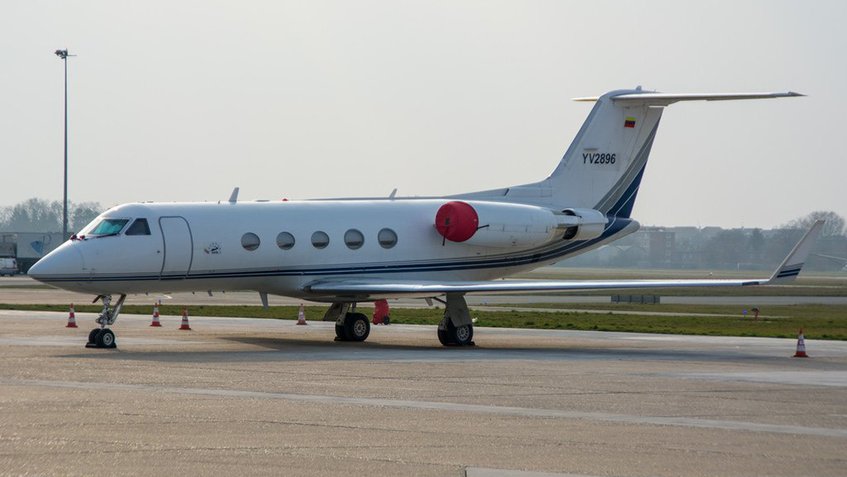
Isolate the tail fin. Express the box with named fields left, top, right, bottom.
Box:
left=459, top=89, right=802, bottom=218
left=550, top=88, right=664, bottom=217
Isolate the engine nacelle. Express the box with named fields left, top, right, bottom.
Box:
left=434, top=201, right=605, bottom=249
left=558, top=208, right=607, bottom=241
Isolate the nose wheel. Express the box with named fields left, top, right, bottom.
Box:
left=86, top=328, right=116, bottom=349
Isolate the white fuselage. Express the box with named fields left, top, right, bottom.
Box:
left=32, top=199, right=637, bottom=301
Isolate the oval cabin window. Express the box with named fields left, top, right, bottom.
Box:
left=311, top=231, right=330, bottom=249
left=378, top=228, right=398, bottom=249
left=344, top=229, right=365, bottom=250
left=276, top=232, right=295, bottom=250
left=241, top=233, right=261, bottom=251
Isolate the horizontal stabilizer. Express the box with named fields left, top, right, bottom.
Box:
left=574, top=91, right=804, bottom=107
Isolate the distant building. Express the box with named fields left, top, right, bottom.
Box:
left=0, top=232, right=64, bottom=273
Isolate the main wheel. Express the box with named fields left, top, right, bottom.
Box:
left=437, top=317, right=453, bottom=346
left=451, top=323, right=474, bottom=346
left=438, top=317, right=474, bottom=346
left=335, top=323, right=347, bottom=341
left=343, top=312, right=370, bottom=342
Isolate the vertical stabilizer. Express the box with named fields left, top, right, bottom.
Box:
left=549, top=88, right=664, bottom=217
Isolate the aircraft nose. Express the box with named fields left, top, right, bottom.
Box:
left=28, top=242, right=85, bottom=282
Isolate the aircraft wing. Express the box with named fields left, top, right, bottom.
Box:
left=304, top=221, right=824, bottom=299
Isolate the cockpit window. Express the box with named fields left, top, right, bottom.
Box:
left=87, top=219, right=129, bottom=236
left=125, top=218, right=151, bottom=236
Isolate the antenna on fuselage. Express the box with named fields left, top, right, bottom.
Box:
left=228, top=187, right=239, bottom=203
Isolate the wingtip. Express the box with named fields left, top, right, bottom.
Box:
left=767, top=220, right=825, bottom=284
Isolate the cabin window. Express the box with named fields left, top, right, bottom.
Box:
left=311, top=231, right=330, bottom=249
left=88, top=218, right=129, bottom=236
left=241, top=233, right=261, bottom=251
left=276, top=232, right=295, bottom=250
left=125, top=218, right=151, bottom=236
left=344, top=229, right=364, bottom=250
left=378, top=228, right=397, bottom=249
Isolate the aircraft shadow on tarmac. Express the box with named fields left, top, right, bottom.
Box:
left=55, top=335, right=778, bottom=364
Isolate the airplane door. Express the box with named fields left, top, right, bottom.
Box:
left=159, top=217, right=193, bottom=278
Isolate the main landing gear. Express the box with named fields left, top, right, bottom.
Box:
left=436, top=293, right=474, bottom=347
left=85, top=294, right=126, bottom=349
left=323, top=293, right=474, bottom=347
left=324, top=303, right=371, bottom=342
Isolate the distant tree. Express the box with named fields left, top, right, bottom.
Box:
left=763, top=228, right=805, bottom=265
left=0, top=198, right=102, bottom=233
left=746, top=228, right=765, bottom=263
left=70, top=202, right=102, bottom=232
left=783, top=211, right=845, bottom=237
left=3, top=198, right=61, bottom=232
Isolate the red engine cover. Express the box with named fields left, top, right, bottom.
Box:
left=435, top=201, right=479, bottom=242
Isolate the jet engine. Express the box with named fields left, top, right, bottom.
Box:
left=433, top=201, right=606, bottom=249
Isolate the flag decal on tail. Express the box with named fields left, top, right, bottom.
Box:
left=624, top=117, right=636, bottom=128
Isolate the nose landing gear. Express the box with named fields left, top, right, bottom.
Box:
left=85, top=294, right=125, bottom=349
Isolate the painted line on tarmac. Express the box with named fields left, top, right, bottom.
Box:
left=465, top=468, right=597, bottom=477
left=4, top=377, right=846, bottom=439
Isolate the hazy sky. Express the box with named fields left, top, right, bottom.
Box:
left=2, top=0, right=845, bottom=228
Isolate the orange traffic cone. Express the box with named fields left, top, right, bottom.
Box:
left=179, top=308, right=192, bottom=330
left=296, top=304, right=307, bottom=325
left=66, top=304, right=78, bottom=328
left=150, top=303, right=162, bottom=327
left=793, top=329, right=808, bottom=358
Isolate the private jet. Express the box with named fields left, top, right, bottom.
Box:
left=28, top=88, right=820, bottom=348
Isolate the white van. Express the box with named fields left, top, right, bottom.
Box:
left=0, top=258, right=18, bottom=276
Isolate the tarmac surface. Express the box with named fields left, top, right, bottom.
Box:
left=1, top=309, right=846, bottom=476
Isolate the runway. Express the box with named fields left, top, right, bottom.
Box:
left=1, top=310, right=846, bottom=476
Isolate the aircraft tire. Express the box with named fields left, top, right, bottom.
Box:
left=335, top=323, right=347, bottom=341
left=438, top=317, right=473, bottom=346
left=344, top=313, right=370, bottom=342
left=437, top=317, right=455, bottom=346
left=451, top=324, right=474, bottom=346
left=437, top=327, right=451, bottom=346
left=88, top=329, right=99, bottom=345
left=94, top=329, right=116, bottom=348
left=98, top=329, right=116, bottom=348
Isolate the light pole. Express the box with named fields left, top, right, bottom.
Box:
left=54, top=49, right=75, bottom=240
